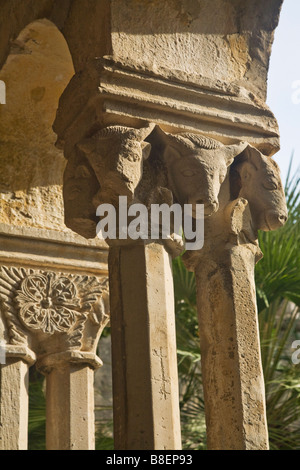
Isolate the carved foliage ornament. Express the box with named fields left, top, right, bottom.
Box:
left=15, top=273, right=80, bottom=335
left=0, top=266, right=109, bottom=347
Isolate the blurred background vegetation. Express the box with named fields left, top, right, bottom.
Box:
left=28, top=161, right=300, bottom=450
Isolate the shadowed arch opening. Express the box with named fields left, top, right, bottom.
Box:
left=0, top=19, right=74, bottom=231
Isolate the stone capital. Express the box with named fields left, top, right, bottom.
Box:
left=0, top=266, right=109, bottom=364
left=52, top=0, right=283, bottom=157
left=182, top=142, right=287, bottom=270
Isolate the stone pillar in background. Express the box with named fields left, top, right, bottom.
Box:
left=39, top=352, right=102, bottom=450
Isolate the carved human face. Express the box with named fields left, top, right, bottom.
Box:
left=63, top=158, right=99, bottom=238
left=163, top=146, right=232, bottom=218
left=238, top=157, right=288, bottom=231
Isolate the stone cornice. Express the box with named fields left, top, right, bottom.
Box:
left=98, top=58, right=279, bottom=155
left=0, top=224, right=108, bottom=275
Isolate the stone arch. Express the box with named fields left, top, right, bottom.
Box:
left=0, top=0, right=112, bottom=74
left=0, top=18, right=75, bottom=231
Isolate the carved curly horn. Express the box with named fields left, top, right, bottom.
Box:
left=96, top=126, right=131, bottom=138
left=177, top=133, right=222, bottom=150
left=133, top=122, right=156, bottom=141
left=222, top=141, right=248, bottom=164
left=95, top=122, right=155, bottom=142
left=154, top=126, right=222, bottom=151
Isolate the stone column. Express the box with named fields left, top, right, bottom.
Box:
left=38, top=351, right=102, bottom=450
left=183, top=145, right=288, bottom=450
left=68, top=124, right=183, bottom=450
left=0, top=345, right=35, bottom=450
left=184, top=202, right=267, bottom=449
left=109, top=242, right=181, bottom=450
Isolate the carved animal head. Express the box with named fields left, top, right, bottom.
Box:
left=77, top=123, right=155, bottom=205
left=231, top=146, right=288, bottom=231
left=154, top=127, right=247, bottom=218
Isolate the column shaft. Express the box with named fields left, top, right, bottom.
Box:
left=0, top=359, right=29, bottom=450
left=45, top=363, right=95, bottom=450
left=109, top=242, right=181, bottom=450
left=195, top=243, right=269, bottom=450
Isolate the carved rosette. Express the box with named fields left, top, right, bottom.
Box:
left=0, top=266, right=109, bottom=356
left=15, top=273, right=80, bottom=335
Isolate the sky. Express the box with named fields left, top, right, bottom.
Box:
left=267, top=0, right=300, bottom=182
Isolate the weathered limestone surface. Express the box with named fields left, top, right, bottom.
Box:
left=110, top=0, right=281, bottom=101
left=0, top=0, right=287, bottom=452
left=109, top=242, right=181, bottom=450
left=0, top=20, right=74, bottom=231
left=0, top=349, right=35, bottom=450
left=52, top=0, right=283, bottom=156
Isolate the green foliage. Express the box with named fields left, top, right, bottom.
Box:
left=259, top=300, right=300, bottom=450
left=95, top=415, right=114, bottom=450
left=172, top=256, right=198, bottom=336
left=173, top=256, right=204, bottom=449
left=28, top=368, right=46, bottom=450
left=255, top=162, right=300, bottom=450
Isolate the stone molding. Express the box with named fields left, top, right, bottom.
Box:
left=0, top=223, right=108, bottom=274
left=98, top=58, right=280, bottom=155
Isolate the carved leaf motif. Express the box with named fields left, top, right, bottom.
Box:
left=66, top=275, right=109, bottom=348
left=0, top=266, right=28, bottom=345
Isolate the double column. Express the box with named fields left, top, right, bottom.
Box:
left=183, top=144, right=288, bottom=449
left=184, top=200, right=268, bottom=449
